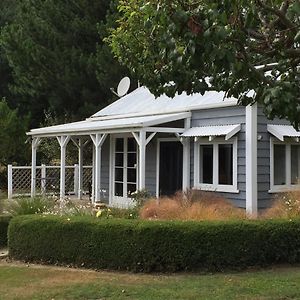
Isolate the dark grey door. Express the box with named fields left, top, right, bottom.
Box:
left=159, top=141, right=183, bottom=196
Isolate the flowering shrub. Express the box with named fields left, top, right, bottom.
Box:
left=5, top=197, right=55, bottom=216
left=129, top=189, right=151, bottom=207
left=263, top=191, right=300, bottom=219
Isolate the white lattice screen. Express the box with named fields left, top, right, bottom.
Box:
left=8, top=165, right=92, bottom=198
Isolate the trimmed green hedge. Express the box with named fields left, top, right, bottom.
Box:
left=0, top=215, right=12, bottom=247
left=8, top=215, right=300, bottom=272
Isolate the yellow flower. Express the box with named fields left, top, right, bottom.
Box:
left=96, top=210, right=102, bottom=218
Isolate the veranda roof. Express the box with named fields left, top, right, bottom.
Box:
left=267, top=124, right=300, bottom=141
left=28, top=112, right=190, bottom=137
left=181, top=124, right=241, bottom=140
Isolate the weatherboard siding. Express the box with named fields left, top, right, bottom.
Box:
left=191, top=106, right=247, bottom=208
left=257, top=106, right=290, bottom=208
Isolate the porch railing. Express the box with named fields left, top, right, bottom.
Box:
left=7, top=164, right=92, bottom=199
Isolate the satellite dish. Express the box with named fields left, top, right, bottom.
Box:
left=117, top=77, right=131, bottom=97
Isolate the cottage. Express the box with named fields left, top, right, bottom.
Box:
left=28, top=86, right=300, bottom=215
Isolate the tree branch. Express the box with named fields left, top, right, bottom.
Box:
left=256, top=0, right=296, bottom=32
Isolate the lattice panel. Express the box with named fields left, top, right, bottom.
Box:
left=12, top=168, right=41, bottom=194
left=83, top=167, right=93, bottom=191
left=10, top=165, right=93, bottom=197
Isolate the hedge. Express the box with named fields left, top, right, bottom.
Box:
left=8, top=215, right=300, bottom=272
left=0, top=215, right=12, bottom=247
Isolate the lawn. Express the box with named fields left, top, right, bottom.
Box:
left=1, top=262, right=300, bottom=300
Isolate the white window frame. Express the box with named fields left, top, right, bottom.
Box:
left=193, top=136, right=239, bottom=193
left=269, top=137, right=300, bottom=193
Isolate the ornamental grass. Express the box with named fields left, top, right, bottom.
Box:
left=140, top=191, right=246, bottom=221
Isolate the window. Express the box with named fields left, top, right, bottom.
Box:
left=271, top=140, right=300, bottom=191
left=199, top=145, right=213, bottom=184
left=218, top=144, right=233, bottom=185
left=194, top=138, right=238, bottom=193
left=273, top=145, right=286, bottom=185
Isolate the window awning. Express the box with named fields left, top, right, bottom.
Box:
left=267, top=124, right=300, bottom=141
left=181, top=124, right=241, bottom=140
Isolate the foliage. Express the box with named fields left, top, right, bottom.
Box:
left=0, top=215, right=12, bottom=247
left=109, top=0, right=300, bottom=128
left=0, top=0, right=127, bottom=127
left=8, top=215, right=300, bottom=272
left=140, top=192, right=245, bottom=221
left=263, top=191, right=300, bottom=219
left=0, top=100, right=29, bottom=165
left=5, top=197, right=54, bottom=216
left=130, top=189, right=151, bottom=208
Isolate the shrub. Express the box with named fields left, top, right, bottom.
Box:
left=6, top=197, right=54, bottom=216
left=140, top=191, right=245, bottom=221
left=0, top=215, right=12, bottom=247
left=8, top=215, right=300, bottom=272
left=263, top=191, right=300, bottom=219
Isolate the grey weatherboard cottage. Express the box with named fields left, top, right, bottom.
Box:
left=28, top=86, right=300, bottom=216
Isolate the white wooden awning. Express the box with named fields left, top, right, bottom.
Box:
left=28, top=112, right=190, bottom=137
left=181, top=124, right=241, bottom=140
left=267, top=124, right=300, bottom=141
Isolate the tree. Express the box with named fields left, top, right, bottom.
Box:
left=0, top=0, right=127, bottom=127
left=0, top=100, right=29, bottom=165
left=109, top=0, right=300, bottom=127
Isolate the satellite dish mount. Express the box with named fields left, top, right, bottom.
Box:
left=110, top=77, right=131, bottom=97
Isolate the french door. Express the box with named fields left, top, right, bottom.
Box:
left=112, top=136, right=137, bottom=207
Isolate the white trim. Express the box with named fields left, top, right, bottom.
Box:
left=57, top=135, right=71, bottom=200
left=226, top=124, right=241, bottom=140
left=146, top=132, right=156, bottom=145
left=193, top=137, right=239, bottom=193
left=109, top=135, right=114, bottom=205
left=246, top=103, right=257, bottom=216
left=110, top=135, right=138, bottom=208
left=193, top=138, right=200, bottom=189
left=156, top=138, right=183, bottom=197
left=144, top=127, right=185, bottom=133
left=182, top=118, right=191, bottom=191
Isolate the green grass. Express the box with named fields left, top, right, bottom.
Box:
left=1, top=262, right=300, bottom=299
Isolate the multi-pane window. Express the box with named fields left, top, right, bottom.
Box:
left=196, top=138, right=237, bottom=193
left=272, top=142, right=300, bottom=190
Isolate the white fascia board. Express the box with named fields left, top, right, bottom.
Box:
left=87, top=100, right=237, bottom=122
left=267, top=124, right=284, bottom=141
left=27, top=112, right=190, bottom=138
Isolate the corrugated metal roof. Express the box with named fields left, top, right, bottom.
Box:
left=267, top=124, right=300, bottom=141
left=92, top=86, right=238, bottom=118
left=182, top=124, right=241, bottom=140
left=29, top=112, right=189, bottom=136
